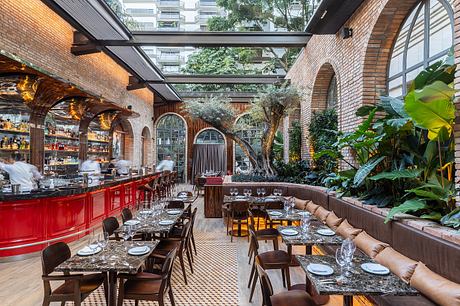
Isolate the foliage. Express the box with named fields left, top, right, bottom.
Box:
left=315, top=54, right=458, bottom=227
left=272, top=131, right=284, bottom=162
left=104, top=0, right=140, bottom=30
left=289, top=121, right=302, bottom=162
left=185, top=85, right=301, bottom=175
left=308, top=109, right=338, bottom=172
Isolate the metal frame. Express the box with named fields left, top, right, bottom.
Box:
left=153, top=74, right=286, bottom=84
left=387, top=0, right=454, bottom=96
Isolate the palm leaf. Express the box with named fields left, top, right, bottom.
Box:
left=370, top=169, right=422, bottom=181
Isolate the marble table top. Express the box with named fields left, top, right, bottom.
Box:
left=56, top=241, right=158, bottom=274
left=278, top=225, right=343, bottom=246
left=296, top=255, right=418, bottom=296
left=115, top=208, right=184, bottom=234
left=266, top=209, right=317, bottom=222
left=223, top=195, right=285, bottom=205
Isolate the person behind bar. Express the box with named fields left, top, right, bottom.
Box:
left=156, top=155, right=174, bottom=172
left=0, top=153, right=42, bottom=191
left=115, top=159, right=131, bottom=175
left=80, top=155, right=101, bottom=176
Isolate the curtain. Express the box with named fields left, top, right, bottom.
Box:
left=191, top=144, right=226, bottom=181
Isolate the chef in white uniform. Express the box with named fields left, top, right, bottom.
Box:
left=80, top=156, right=101, bottom=186
left=0, top=155, right=42, bottom=191
left=156, top=155, right=175, bottom=172
left=115, top=159, right=131, bottom=175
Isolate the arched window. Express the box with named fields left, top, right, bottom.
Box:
left=141, top=127, right=152, bottom=166
left=326, top=74, right=338, bottom=109
left=156, top=114, right=186, bottom=181
left=388, top=0, right=453, bottom=97
left=234, top=114, right=263, bottom=173
left=195, top=129, right=225, bottom=144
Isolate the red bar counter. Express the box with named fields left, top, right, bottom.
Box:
left=0, top=173, right=159, bottom=259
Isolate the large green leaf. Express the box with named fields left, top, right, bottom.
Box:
left=404, top=90, right=455, bottom=140
left=441, top=208, right=460, bottom=228
left=413, top=81, right=456, bottom=103
left=370, top=168, right=422, bottom=181
left=405, top=189, right=440, bottom=200
left=353, top=156, right=386, bottom=186
left=411, top=58, right=456, bottom=90
left=385, top=199, right=428, bottom=223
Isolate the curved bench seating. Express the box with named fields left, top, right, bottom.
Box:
left=223, top=181, right=460, bottom=306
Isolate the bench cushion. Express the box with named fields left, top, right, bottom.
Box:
left=354, top=231, right=389, bottom=258
left=325, top=212, right=343, bottom=230
left=335, top=220, right=362, bottom=239
left=374, top=247, right=418, bottom=284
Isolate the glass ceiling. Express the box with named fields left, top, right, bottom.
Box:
left=103, top=0, right=317, bottom=93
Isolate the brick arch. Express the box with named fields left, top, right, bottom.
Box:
left=141, top=126, right=152, bottom=166
left=112, top=118, right=134, bottom=162
left=361, top=0, right=420, bottom=105
left=311, top=62, right=337, bottom=112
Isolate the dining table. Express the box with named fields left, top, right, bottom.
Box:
left=266, top=208, right=317, bottom=224
left=115, top=208, right=185, bottom=236
left=170, top=195, right=197, bottom=204
left=55, top=241, right=158, bottom=306
left=278, top=224, right=343, bottom=255
left=296, top=254, right=418, bottom=306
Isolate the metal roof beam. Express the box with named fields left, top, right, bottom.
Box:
left=93, top=31, right=311, bottom=47
left=147, top=74, right=286, bottom=84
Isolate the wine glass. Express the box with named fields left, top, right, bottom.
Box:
left=335, top=248, right=348, bottom=283
left=97, top=231, right=109, bottom=261
left=300, top=215, right=310, bottom=237
left=247, top=189, right=252, bottom=197
left=289, top=198, right=295, bottom=212
left=341, top=239, right=356, bottom=276
left=261, top=188, right=266, bottom=197
left=122, top=225, right=131, bottom=250
left=256, top=188, right=261, bottom=197
left=87, top=231, right=99, bottom=262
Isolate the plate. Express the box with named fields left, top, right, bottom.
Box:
left=280, top=228, right=299, bottom=236
left=316, top=228, right=335, bottom=236
left=268, top=211, right=283, bottom=216
left=167, top=210, right=182, bottom=215
left=235, top=195, right=246, bottom=199
left=297, top=211, right=311, bottom=217
left=139, top=210, right=152, bottom=215
left=307, top=263, right=334, bottom=276
left=124, top=220, right=140, bottom=226
left=159, top=220, right=174, bottom=226
left=128, top=246, right=150, bottom=256
left=77, top=245, right=102, bottom=256
left=178, top=194, right=188, bottom=198
left=361, top=263, right=390, bottom=275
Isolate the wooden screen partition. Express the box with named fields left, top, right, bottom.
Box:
left=204, top=184, right=223, bottom=218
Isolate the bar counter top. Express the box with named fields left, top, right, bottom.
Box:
left=0, top=173, right=159, bottom=202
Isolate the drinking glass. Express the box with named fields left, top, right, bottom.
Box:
left=261, top=188, right=266, bottom=197
left=300, top=216, right=310, bottom=237
left=247, top=189, right=252, bottom=197
left=284, top=200, right=290, bottom=212
left=256, top=188, right=261, bottom=197
left=88, top=232, right=99, bottom=262
left=341, top=238, right=356, bottom=276
left=97, top=231, right=109, bottom=261
left=289, top=198, right=295, bottom=212
left=335, top=248, right=348, bottom=283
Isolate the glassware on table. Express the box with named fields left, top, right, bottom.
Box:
left=247, top=189, right=252, bottom=197
left=97, top=231, right=109, bottom=261
left=284, top=200, right=290, bottom=212
left=87, top=231, right=99, bottom=262
left=341, top=238, right=356, bottom=276
left=335, top=248, right=348, bottom=284
left=260, top=188, right=266, bottom=197
left=289, top=197, right=295, bottom=212
left=256, top=188, right=261, bottom=197
left=300, top=215, right=311, bottom=237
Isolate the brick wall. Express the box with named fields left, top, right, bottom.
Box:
left=287, top=0, right=422, bottom=161
left=0, top=0, right=155, bottom=167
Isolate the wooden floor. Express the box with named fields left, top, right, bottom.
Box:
left=0, top=187, right=373, bottom=306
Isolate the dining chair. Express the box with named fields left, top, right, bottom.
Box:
left=189, top=207, right=198, bottom=256
left=247, top=210, right=279, bottom=264
left=121, top=207, right=133, bottom=223
left=117, top=248, right=177, bottom=306
left=248, top=229, right=291, bottom=302
left=264, top=200, right=284, bottom=228
left=229, top=200, right=250, bottom=242
left=41, top=242, right=107, bottom=306
left=149, top=221, right=193, bottom=285
left=102, top=216, right=121, bottom=240
left=255, top=260, right=315, bottom=306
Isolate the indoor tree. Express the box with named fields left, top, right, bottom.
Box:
left=183, top=84, right=301, bottom=175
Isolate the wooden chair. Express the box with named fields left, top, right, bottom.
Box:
left=228, top=200, right=250, bottom=242
left=149, top=221, right=193, bottom=285
left=121, top=207, right=133, bottom=223
left=264, top=200, right=284, bottom=228
left=194, top=176, right=207, bottom=196
left=248, top=229, right=291, bottom=302
left=247, top=210, right=279, bottom=264
left=41, top=242, right=106, bottom=306
left=255, top=260, right=315, bottom=306
left=117, top=248, right=177, bottom=306
left=102, top=216, right=120, bottom=240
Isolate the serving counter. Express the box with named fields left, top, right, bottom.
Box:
left=0, top=173, right=159, bottom=259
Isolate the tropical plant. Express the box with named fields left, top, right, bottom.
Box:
left=308, top=109, right=338, bottom=171
left=289, top=121, right=302, bottom=162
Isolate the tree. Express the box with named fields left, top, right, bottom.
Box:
left=183, top=84, right=301, bottom=175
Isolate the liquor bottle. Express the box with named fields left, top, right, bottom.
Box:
left=4, top=119, right=12, bottom=130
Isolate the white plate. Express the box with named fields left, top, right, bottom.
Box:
left=361, top=263, right=390, bottom=275
left=77, top=245, right=102, bottom=256
left=128, top=246, right=150, bottom=256
left=316, top=228, right=335, bottom=236
left=268, top=211, right=283, bottom=216
left=297, top=211, right=311, bottom=217
left=307, top=263, right=334, bottom=276
left=139, top=210, right=152, bottom=214
left=178, top=194, right=188, bottom=198
left=124, top=220, right=140, bottom=226
left=235, top=195, right=246, bottom=199
left=280, top=229, right=299, bottom=236
left=167, top=210, right=182, bottom=215
left=159, top=220, right=174, bottom=226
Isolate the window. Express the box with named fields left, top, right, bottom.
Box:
left=136, top=22, right=155, bottom=31
left=195, top=129, right=225, bottom=144
left=156, top=114, right=186, bottom=181
left=162, top=65, right=180, bottom=73
left=234, top=114, right=264, bottom=173
left=158, top=21, right=179, bottom=29
left=125, top=8, right=154, bottom=16
left=387, top=0, right=453, bottom=96
left=326, top=74, right=338, bottom=109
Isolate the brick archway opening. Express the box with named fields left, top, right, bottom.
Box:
left=141, top=126, right=152, bottom=166
left=311, top=62, right=336, bottom=112
left=112, top=119, right=134, bottom=162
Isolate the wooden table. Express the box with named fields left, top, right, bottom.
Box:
left=296, top=255, right=418, bottom=306
left=56, top=241, right=158, bottom=306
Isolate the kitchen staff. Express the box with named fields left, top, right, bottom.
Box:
left=80, top=156, right=101, bottom=176
left=115, top=159, right=131, bottom=175
left=156, top=155, right=174, bottom=172
left=0, top=154, right=42, bottom=191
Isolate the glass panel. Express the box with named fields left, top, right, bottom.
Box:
left=429, top=0, right=453, bottom=56
left=388, top=77, right=403, bottom=97
left=326, top=74, right=338, bottom=109
left=406, top=4, right=425, bottom=68
left=405, top=66, right=424, bottom=89
left=234, top=115, right=263, bottom=173
left=156, top=114, right=186, bottom=181
left=195, top=129, right=225, bottom=144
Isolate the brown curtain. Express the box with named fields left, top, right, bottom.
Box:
left=192, top=144, right=226, bottom=181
